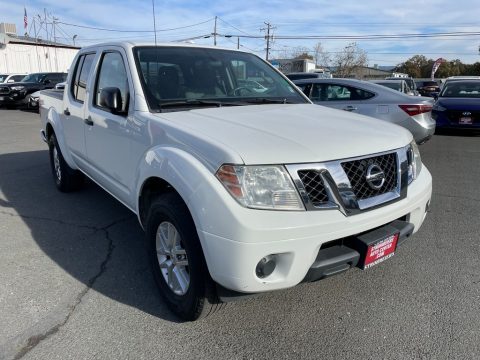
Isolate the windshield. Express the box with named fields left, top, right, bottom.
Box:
left=439, top=81, right=480, bottom=98
left=133, top=46, right=307, bottom=111
left=21, top=73, right=46, bottom=83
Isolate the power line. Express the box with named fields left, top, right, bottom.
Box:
left=218, top=30, right=480, bottom=40
left=57, top=18, right=214, bottom=33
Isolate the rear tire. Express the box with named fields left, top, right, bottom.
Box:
left=145, top=192, right=223, bottom=321
left=48, top=133, right=83, bottom=192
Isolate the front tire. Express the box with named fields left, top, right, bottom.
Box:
left=146, top=192, right=223, bottom=321
left=48, top=133, right=83, bottom=192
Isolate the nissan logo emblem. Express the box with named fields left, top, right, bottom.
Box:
left=366, top=164, right=385, bottom=190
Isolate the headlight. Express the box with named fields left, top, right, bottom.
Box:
left=407, top=141, right=422, bottom=184
left=216, top=164, right=304, bottom=210
left=11, top=86, right=25, bottom=91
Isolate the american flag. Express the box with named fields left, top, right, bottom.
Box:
left=24, top=7, right=28, bottom=29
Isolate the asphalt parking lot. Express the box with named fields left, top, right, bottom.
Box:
left=0, top=109, right=479, bottom=360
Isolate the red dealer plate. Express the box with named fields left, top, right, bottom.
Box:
left=363, top=233, right=399, bottom=269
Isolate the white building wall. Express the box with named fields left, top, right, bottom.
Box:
left=0, top=43, right=78, bottom=73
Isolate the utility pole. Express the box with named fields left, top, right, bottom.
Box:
left=237, top=37, right=240, bottom=50
left=33, top=18, right=41, bottom=72
left=213, top=16, right=217, bottom=46
left=52, top=17, right=59, bottom=71
left=261, top=22, right=275, bottom=61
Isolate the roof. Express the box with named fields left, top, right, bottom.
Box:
left=79, top=41, right=252, bottom=54
left=1, top=33, right=80, bottom=50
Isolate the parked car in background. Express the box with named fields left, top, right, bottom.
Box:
left=294, top=78, right=435, bottom=143
left=385, top=77, right=420, bottom=96
left=54, top=81, right=67, bottom=90
left=28, top=90, right=41, bottom=110
left=0, top=73, right=27, bottom=84
left=432, top=79, right=480, bottom=130
left=286, top=72, right=332, bottom=81
left=0, top=72, right=67, bottom=108
left=371, top=79, right=415, bottom=96
left=416, top=80, right=440, bottom=97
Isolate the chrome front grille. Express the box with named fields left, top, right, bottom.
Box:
left=287, top=147, right=409, bottom=216
left=341, top=153, right=397, bottom=200
left=297, top=170, right=329, bottom=206
left=0, top=86, right=10, bottom=95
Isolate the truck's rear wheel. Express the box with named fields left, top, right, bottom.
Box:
left=146, top=192, right=223, bottom=321
left=48, top=133, right=83, bottom=192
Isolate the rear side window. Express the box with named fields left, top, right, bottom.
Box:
left=311, top=84, right=375, bottom=101
left=11, top=75, right=25, bottom=82
left=94, top=51, right=129, bottom=113
left=71, top=54, right=95, bottom=103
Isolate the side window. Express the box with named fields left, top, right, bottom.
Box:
left=326, top=85, right=351, bottom=100
left=95, top=52, right=129, bottom=112
left=71, top=55, right=85, bottom=100
left=76, top=54, right=95, bottom=102
left=310, top=83, right=325, bottom=101
left=12, top=75, right=25, bottom=82
left=71, top=54, right=95, bottom=103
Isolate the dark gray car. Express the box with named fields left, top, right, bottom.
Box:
left=294, top=78, right=435, bottom=144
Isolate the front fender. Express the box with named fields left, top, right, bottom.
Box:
left=45, top=107, right=78, bottom=170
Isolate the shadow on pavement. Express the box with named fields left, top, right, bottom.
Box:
left=0, top=150, right=180, bottom=323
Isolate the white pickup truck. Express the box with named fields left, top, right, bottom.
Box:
left=40, top=42, right=432, bottom=320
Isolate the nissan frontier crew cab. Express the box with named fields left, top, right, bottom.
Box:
left=39, top=42, right=432, bottom=321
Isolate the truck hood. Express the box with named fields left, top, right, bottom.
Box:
left=153, top=104, right=412, bottom=165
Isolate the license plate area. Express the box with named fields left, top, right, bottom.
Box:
left=459, top=116, right=473, bottom=124
left=363, top=233, right=398, bottom=269
left=348, top=221, right=406, bottom=270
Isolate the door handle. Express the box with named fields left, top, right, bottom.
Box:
left=63, top=108, right=70, bottom=116
left=343, top=106, right=357, bottom=111
left=84, top=116, right=94, bottom=126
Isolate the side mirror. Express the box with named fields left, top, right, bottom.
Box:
left=7, top=79, right=14, bottom=83
left=99, top=87, right=124, bottom=114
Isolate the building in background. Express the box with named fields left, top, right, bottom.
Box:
left=0, top=23, right=79, bottom=74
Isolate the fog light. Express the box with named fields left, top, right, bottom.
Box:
left=255, top=255, right=276, bottom=279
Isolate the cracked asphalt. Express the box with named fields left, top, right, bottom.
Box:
left=0, top=109, right=479, bottom=360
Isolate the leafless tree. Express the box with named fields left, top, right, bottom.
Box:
left=313, top=42, right=331, bottom=68
left=334, top=43, right=368, bottom=78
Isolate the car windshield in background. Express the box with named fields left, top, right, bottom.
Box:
left=21, top=74, right=45, bottom=83
left=133, top=46, right=307, bottom=111
left=440, top=81, right=480, bottom=98
left=376, top=82, right=401, bottom=91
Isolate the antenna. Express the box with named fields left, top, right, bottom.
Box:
left=151, top=0, right=157, bottom=45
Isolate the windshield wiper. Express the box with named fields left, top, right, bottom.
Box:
left=242, top=98, right=289, bottom=104
left=158, top=99, right=243, bottom=112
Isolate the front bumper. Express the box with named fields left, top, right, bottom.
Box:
left=196, top=166, right=432, bottom=293
left=0, top=93, right=27, bottom=105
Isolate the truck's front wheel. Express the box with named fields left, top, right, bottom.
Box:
left=48, top=133, right=83, bottom=192
left=146, top=193, right=223, bottom=321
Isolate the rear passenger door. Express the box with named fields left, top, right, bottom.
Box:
left=310, top=83, right=376, bottom=116
left=63, top=52, right=97, bottom=163
left=84, top=47, right=134, bottom=205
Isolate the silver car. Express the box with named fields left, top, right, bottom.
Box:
left=294, top=78, right=435, bottom=144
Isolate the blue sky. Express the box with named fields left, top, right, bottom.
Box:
left=2, top=0, right=480, bottom=66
